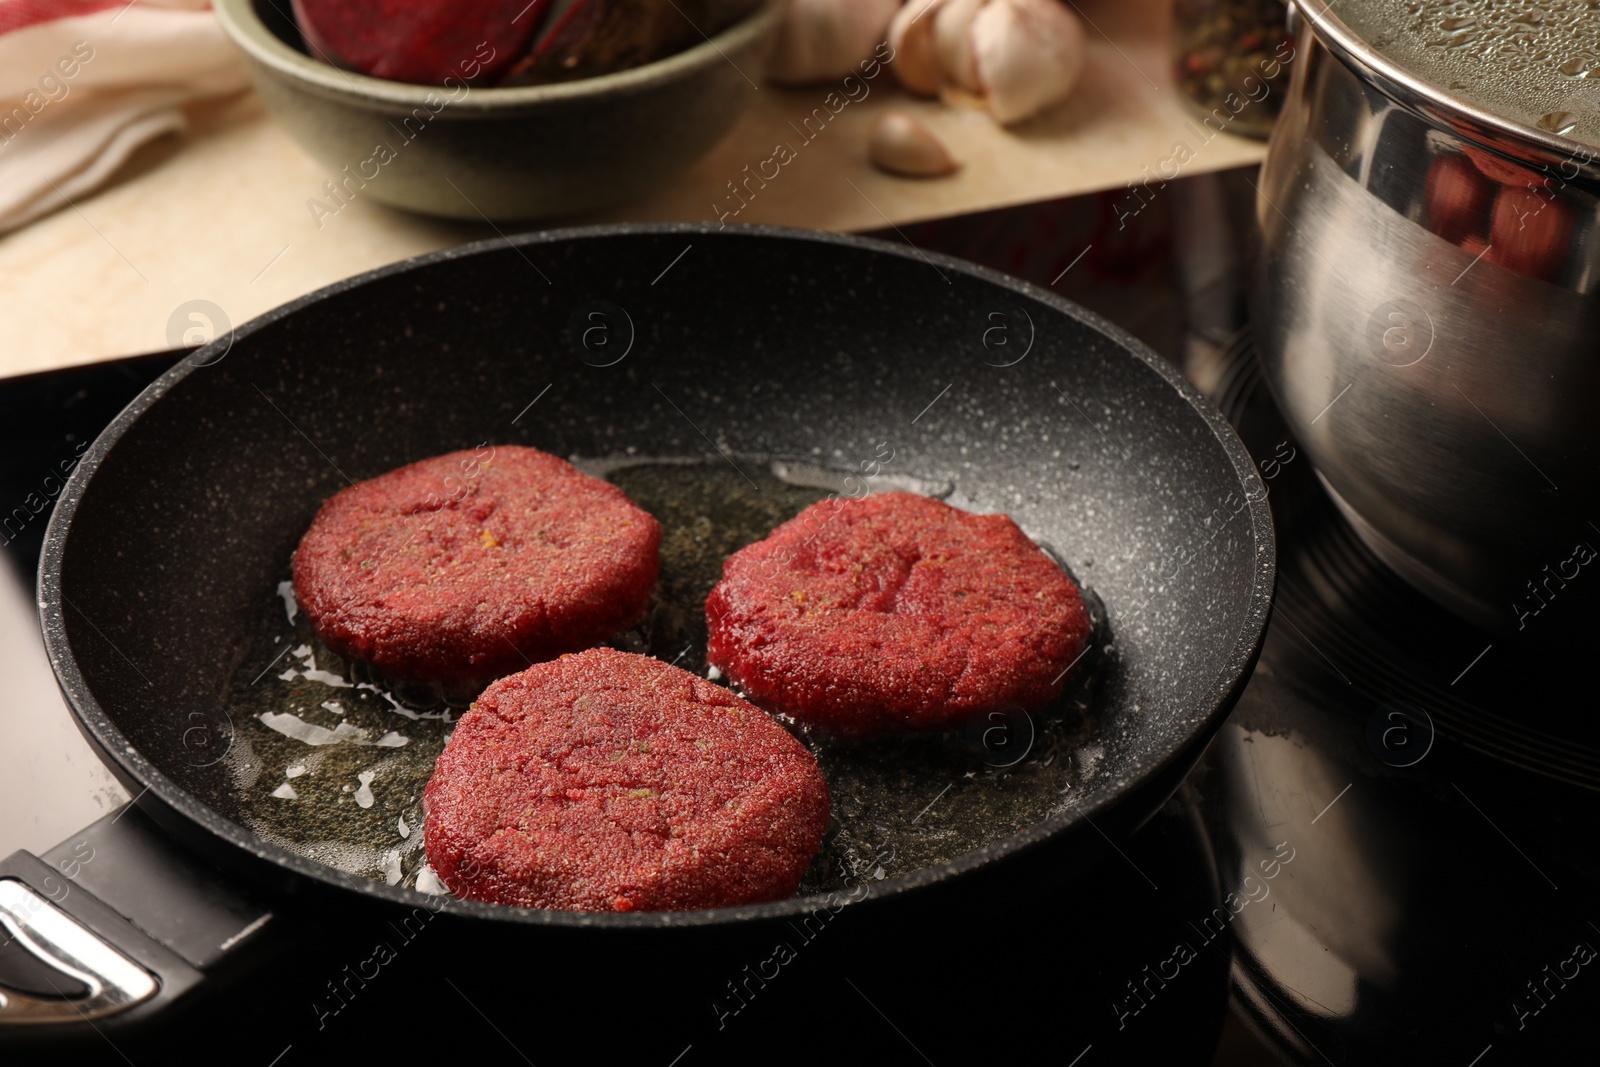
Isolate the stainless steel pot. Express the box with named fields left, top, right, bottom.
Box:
left=1251, top=1, right=1600, bottom=633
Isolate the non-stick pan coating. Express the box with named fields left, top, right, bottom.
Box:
left=39, top=224, right=1274, bottom=927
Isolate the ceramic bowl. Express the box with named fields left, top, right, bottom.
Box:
left=213, top=0, right=781, bottom=220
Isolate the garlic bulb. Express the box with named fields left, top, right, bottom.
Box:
left=889, top=0, right=1087, bottom=126
left=869, top=110, right=961, bottom=177
left=971, top=0, right=1086, bottom=125
left=887, top=0, right=943, bottom=96
left=766, top=0, right=903, bottom=85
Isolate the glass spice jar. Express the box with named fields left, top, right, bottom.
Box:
left=1172, top=0, right=1294, bottom=141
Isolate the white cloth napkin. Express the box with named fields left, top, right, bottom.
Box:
left=0, top=0, right=249, bottom=234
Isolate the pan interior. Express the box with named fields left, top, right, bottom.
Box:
left=219, top=456, right=1110, bottom=894
left=49, top=228, right=1269, bottom=916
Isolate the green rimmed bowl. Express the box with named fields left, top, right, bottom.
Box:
left=214, top=0, right=781, bottom=221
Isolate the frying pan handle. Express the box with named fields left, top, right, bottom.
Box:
left=0, top=803, right=273, bottom=1030
left=0, top=877, right=159, bottom=1023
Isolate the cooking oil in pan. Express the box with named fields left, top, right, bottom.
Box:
left=218, top=459, right=1110, bottom=899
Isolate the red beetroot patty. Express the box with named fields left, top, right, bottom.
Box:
left=292, top=445, right=659, bottom=695
left=705, top=491, right=1090, bottom=737
left=423, top=648, right=831, bottom=911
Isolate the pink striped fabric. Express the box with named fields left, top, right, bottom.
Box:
left=0, top=1, right=130, bottom=35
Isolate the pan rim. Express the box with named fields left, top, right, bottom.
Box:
left=37, top=221, right=1276, bottom=929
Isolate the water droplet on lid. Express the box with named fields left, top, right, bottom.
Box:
left=1342, top=0, right=1600, bottom=144
left=1538, top=110, right=1578, bottom=134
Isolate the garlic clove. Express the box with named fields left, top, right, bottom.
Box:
left=970, top=0, right=1087, bottom=125
left=933, top=0, right=985, bottom=93
left=937, top=82, right=989, bottom=111
left=888, top=0, right=944, bottom=96
left=869, top=109, right=962, bottom=177
left=767, top=0, right=903, bottom=85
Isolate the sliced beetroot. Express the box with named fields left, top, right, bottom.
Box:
left=499, top=0, right=763, bottom=85
left=502, top=0, right=661, bottom=84
left=291, top=0, right=548, bottom=85
left=529, top=0, right=610, bottom=66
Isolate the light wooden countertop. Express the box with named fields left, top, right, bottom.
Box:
left=0, top=0, right=1263, bottom=377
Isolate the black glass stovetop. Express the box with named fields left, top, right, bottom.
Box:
left=5, top=166, right=1596, bottom=1064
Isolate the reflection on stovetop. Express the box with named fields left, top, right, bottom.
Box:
left=1198, top=329, right=1600, bottom=1064
left=1217, top=333, right=1600, bottom=788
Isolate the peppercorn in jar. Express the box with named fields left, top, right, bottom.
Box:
left=1172, top=0, right=1295, bottom=140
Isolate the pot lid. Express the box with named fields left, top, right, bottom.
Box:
left=1308, top=0, right=1600, bottom=152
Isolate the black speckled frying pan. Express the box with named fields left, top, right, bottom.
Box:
left=8, top=225, right=1272, bottom=1041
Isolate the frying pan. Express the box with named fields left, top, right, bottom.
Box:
left=2, top=225, right=1273, bottom=1051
